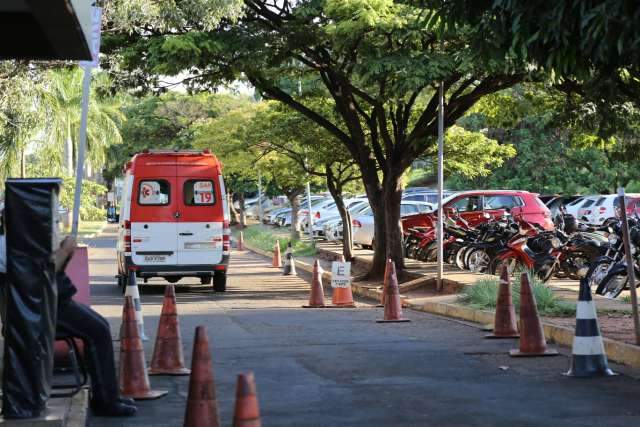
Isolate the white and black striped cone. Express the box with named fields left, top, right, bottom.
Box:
left=125, top=269, right=149, bottom=341
left=565, top=278, right=616, bottom=377
left=283, top=242, right=296, bottom=276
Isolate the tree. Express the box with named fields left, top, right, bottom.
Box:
left=38, top=68, right=124, bottom=177
left=104, top=92, right=248, bottom=184
left=0, top=73, right=41, bottom=181
left=104, top=1, right=527, bottom=277
left=246, top=99, right=363, bottom=259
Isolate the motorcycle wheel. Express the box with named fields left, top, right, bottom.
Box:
left=601, top=272, right=629, bottom=299
left=589, top=260, right=613, bottom=295
left=461, top=246, right=476, bottom=270
left=455, top=246, right=468, bottom=270
left=467, top=249, right=491, bottom=273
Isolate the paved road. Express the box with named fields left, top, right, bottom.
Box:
left=87, top=227, right=640, bottom=427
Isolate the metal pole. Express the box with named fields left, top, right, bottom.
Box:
left=258, top=172, right=263, bottom=223
left=306, top=180, right=315, bottom=246
left=436, top=81, right=444, bottom=292
left=70, top=65, right=92, bottom=238
left=617, top=187, right=640, bottom=345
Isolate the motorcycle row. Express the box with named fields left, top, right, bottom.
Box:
left=403, top=208, right=640, bottom=299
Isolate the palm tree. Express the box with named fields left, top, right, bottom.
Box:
left=38, top=68, right=124, bottom=177
left=0, top=74, right=41, bottom=181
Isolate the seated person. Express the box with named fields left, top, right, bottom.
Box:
left=0, top=214, right=136, bottom=417
left=54, top=237, right=138, bottom=417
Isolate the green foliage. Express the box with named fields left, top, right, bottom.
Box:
left=459, top=276, right=576, bottom=317
left=59, top=177, right=107, bottom=221
left=103, top=92, right=249, bottom=183
left=241, top=225, right=317, bottom=257
left=450, top=85, right=640, bottom=193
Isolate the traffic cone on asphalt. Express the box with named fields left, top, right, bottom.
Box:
left=149, top=285, right=190, bottom=376
left=303, top=260, right=327, bottom=308
left=124, top=268, right=148, bottom=341
left=119, top=297, right=168, bottom=400
left=486, top=265, right=519, bottom=339
left=232, top=372, right=262, bottom=427
left=331, top=255, right=355, bottom=308
left=237, top=231, right=245, bottom=251
left=565, top=278, right=616, bottom=377
left=283, top=242, right=296, bottom=275
left=510, top=273, right=558, bottom=357
left=377, top=260, right=410, bottom=323
left=376, top=259, right=391, bottom=308
left=183, top=326, right=221, bottom=427
left=271, top=240, right=282, bottom=268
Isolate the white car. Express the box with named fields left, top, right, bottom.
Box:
left=324, top=201, right=371, bottom=242
left=578, top=194, right=640, bottom=225
left=352, top=201, right=435, bottom=248
left=310, top=198, right=368, bottom=238
left=564, top=196, right=594, bottom=218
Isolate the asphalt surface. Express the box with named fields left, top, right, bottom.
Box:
left=87, top=227, right=640, bottom=427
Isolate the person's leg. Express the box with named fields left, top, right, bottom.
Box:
left=57, top=300, right=135, bottom=416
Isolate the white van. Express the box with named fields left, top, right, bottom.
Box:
left=116, top=150, right=230, bottom=292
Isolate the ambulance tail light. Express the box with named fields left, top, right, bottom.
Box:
left=222, top=220, right=230, bottom=255
left=124, top=220, right=132, bottom=252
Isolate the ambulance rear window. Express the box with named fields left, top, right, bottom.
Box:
left=184, top=180, right=215, bottom=206
left=138, top=180, right=170, bottom=205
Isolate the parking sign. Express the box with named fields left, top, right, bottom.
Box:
left=331, top=261, right=351, bottom=288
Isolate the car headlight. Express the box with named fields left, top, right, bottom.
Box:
left=550, top=237, right=562, bottom=249
left=608, top=234, right=619, bottom=245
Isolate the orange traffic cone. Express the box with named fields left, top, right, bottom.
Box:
left=377, top=260, right=410, bottom=323
left=486, top=266, right=519, bottom=339
left=376, top=259, right=391, bottom=308
left=510, top=273, right=558, bottom=357
left=237, top=231, right=245, bottom=251
left=331, top=255, right=355, bottom=308
left=149, top=285, right=190, bottom=376
left=271, top=240, right=282, bottom=268
left=184, top=326, right=221, bottom=427
left=232, top=372, right=261, bottom=427
left=119, top=296, right=168, bottom=400
left=303, top=260, right=326, bottom=308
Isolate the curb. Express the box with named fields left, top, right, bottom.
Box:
left=242, top=242, right=640, bottom=369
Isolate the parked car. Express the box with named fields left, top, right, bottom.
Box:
left=579, top=194, right=640, bottom=225
left=353, top=201, right=435, bottom=248
left=563, top=196, right=593, bottom=218
left=543, top=195, right=583, bottom=218
left=401, top=190, right=554, bottom=232
left=310, top=199, right=369, bottom=239
left=402, top=191, right=455, bottom=204
left=324, top=201, right=371, bottom=242
left=116, top=150, right=230, bottom=292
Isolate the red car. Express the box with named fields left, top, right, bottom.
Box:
left=402, top=190, right=554, bottom=231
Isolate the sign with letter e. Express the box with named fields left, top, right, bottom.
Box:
left=331, top=261, right=351, bottom=288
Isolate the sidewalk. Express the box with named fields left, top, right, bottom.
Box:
left=241, top=234, right=640, bottom=369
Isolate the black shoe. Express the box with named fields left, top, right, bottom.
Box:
left=118, top=397, right=135, bottom=406
left=91, top=400, right=137, bottom=417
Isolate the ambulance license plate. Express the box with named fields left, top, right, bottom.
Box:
left=144, top=255, right=166, bottom=263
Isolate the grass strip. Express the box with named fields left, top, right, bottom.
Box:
left=458, top=276, right=576, bottom=317
left=241, top=224, right=317, bottom=257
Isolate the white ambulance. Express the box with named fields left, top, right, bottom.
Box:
left=116, top=150, right=230, bottom=292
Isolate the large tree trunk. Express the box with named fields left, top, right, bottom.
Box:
left=360, top=163, right=405, bottom=279
left=382, top=167, right=405, bottom=272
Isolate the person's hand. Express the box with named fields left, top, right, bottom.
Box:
left=55, top=236, right=77, bottom=272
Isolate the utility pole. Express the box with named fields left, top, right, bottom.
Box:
left=617, top=188, right=640, bottom=345
left=436, top=80, right=444, bottom=292
left=258, top=172, right=263, bottom=223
